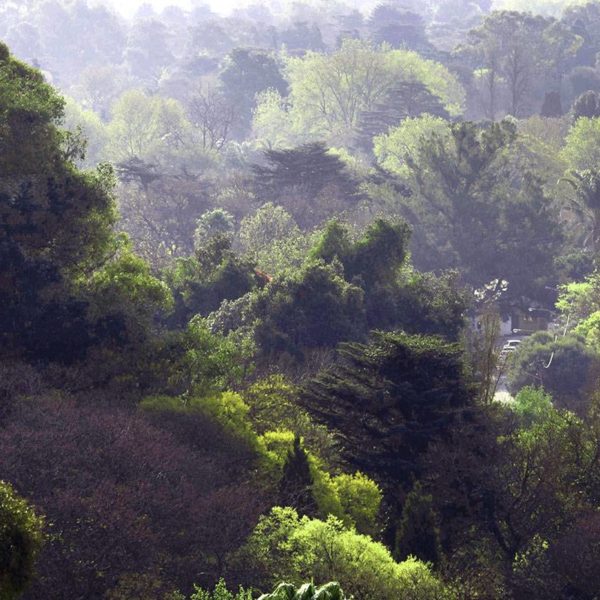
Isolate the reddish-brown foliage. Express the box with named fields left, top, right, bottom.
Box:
left=0, top=396, right=266, bottom=599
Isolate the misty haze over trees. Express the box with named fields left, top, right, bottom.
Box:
left=4, top=0, right=600, bottom=598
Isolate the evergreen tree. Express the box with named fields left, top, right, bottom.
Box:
left=251, top=143, right=364, bottom=228
left=357, top=81, right=449, bottom=151
left=301, top=332, right=474, bottom=534
left=572, top=90, right=600, bottom=121
left=278, top=436, right=318, bottom=517
left=394, top=481, right=441, bottom=565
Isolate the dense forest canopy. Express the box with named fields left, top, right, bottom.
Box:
left=3, top=0, right=600, bottom=599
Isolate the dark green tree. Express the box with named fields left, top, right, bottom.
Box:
left=219, top=48, right=287, bottom=136
left=301, top=331, right=474, bottom=533
left=166, top=235, right=258, bottom=327
left=278, top=436, right=318, bottom=517
left=309, top=219, right=466, bottom=339
left=506, top=331, right=597, bottom=414
left=394, top=480, right=441, bottom=565
left=252, top=143, right=364, bottom=229
left=251, top=260, right=365, bottom=359
left=0, top=42, right=117, bottom=363
left=356, top=81, right=449, bottom=152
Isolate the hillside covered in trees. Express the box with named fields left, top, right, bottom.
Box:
left=3, top=0, right=600, bottom=598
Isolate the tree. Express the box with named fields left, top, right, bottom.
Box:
left=561, top=117, right=600, bottom=171
left=357, top=82, right=450, bottom=151
left=106, top=90, right=190, bottom=163
left=405, top=120, right=563, bottom=303
left=237, top=204, right=311, bottom=275
left=124, top=18, right=174, bottom=85
left=251, top=143, right=364, bottom=228
left=460, top=11, right=578, bottom=118
left=166, top=237, right=258, bottom=327
left=394, top=481, right=441, bottom=565
left=285, top=39, right=463, bottom=145
left=0, top=395, right=265, bottom=598
left=278, top=436, right=318, bottom=517
left=280, top=22, right=325, bottom=52
left=559, top=168, right=600, bottom=252
left=373, top=115, right=450, bottom=177
left=572, top=90, right=600, bottom=120
left=250, top=260, right=365, bottom=358
left=300, top=331, right=473, bottom=532
left=506, top=331, right=597, bottom=413
left=0, top=42, right=116, bottom=363
left=368, top=4, right=434, bottom=55
left=219, top=48, right=287, bottom=136
left=0, top=481, right=44, bottom=600
left=187, top=86, right=236, bottom=152
left=237, top=507, right=450, bottom=600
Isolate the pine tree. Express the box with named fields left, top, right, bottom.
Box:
left=395, top=481, right=442, bottom=564
left=278, top=436, right=318, bottom=517
left=356, top=81, right=449, bottom=151
left=300, top=331, right=474, bottom=534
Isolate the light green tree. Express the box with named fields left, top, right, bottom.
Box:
left=374, top=115, right=450, bottom=177
left=237, top=204, right=314, bottom=275
left=106, top=89, right=190, bottom=162
left=276, top=40, right=463, bottom=147
left=560, top=117, right=600, bottom=171
left=238, top=507, right=452, bottom=600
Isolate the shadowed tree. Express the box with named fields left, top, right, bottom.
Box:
left=278, top=436, right=318, bottom=517
left=560, top=168, right=600, bottom=253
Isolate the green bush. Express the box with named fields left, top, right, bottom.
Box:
left=258, top=581, right=347, bottom=600
left=0, top=481, right=44, bottom=600
left=237, top=507, right=451, bottom=600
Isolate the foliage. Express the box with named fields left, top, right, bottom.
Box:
left=252, top=143, right=364, bottom=229
left=506, top=331, right=598, bottom=412
left=373, top=115, right=451, bottom=177
left=0, top=43, right=117, bottom=363
left=249, top=259, right=365, bottom=359
left=219, top=48, right=287, bottom=135
left=237, top=204, right=312, bottom=275
left=560, top=117, right=600, bottom=171
left=282, top=39, right=463, bottom=146
left=166, top=237, right=258, bottom=326
left=558, top=168, right=600, bottom=252
left=0, top=396, right=265, bottom=597
left=331, top=472, right=382, bottom=538
left=257, top=582, right=346, bottom=600
left=395, top=481, right=441, bottom=565
left=278, top=436, right=319, bottom=517
left=237, top=507, right=451, bottom=600
left=190, top=579, right=252, bottom=600
left=194, top=209, right=235, bottom=251
left=106, top=89, right=190, bottom=163
left=405, top=120, right=563, bottom=303
left=84, top=242, right=173, bottom=347
left=0, top=481, right=44, bottom=600
left=301, top=331, right=473, bottom=532
left=512, top=386, right=555, bottom=427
